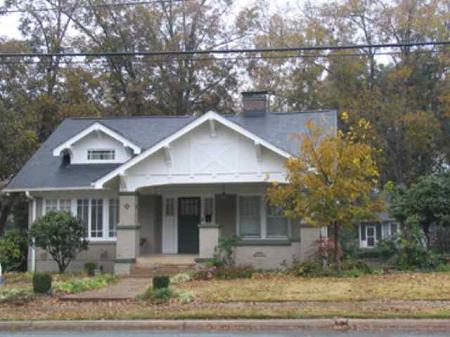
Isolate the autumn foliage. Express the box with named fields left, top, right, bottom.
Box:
left=268, top=116, right=384, bottom=271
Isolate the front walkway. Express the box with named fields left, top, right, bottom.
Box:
left=60, top=278, right=150, bottom=301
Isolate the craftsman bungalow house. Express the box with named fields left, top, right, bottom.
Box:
left=4, top=92, right=337, bottom=274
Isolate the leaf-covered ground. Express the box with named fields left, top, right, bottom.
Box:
left=1, top=272, right=450, bottom=320
left=175, top=272, right=450, bottom=302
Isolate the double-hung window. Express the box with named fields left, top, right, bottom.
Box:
left=75, top=198, right=117, bottom=240
left=90, top=199, right=103, bottom=238
left=45, top=199, right=58, bottom=213
left=77, top=199, right=89, bottom=233
left=108, top=199, right=119, bottom=238
left=238, top=195, right=289, bottom=239
left=267, top=204, right=289, bottom=237
left=238, top=196, right=261, bottom=237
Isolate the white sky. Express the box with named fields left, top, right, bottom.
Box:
left=0, top=0, right=319, bottom=40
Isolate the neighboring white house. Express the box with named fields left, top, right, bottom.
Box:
left=3, top=92, right=337, bottom=275
left=358, top=211, right=400, bottom=248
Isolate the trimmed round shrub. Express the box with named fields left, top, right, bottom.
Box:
left=153, top=276, right=170, bottom=289
left=33, top=272, right=52, bottom=294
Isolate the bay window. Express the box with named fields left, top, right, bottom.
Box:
left=42, top=197, right=117, bottom=240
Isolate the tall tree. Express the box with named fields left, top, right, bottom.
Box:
left=267, top=118, right=383, bottom=272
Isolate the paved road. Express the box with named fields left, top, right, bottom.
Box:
left=1, top=331, right=450, bottom=337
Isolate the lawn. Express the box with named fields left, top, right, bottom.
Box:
left=174, top=272, right=450, bottom=302
left=0, top=272, right=116, bottom=303
left=0, top=271, right=450, bottom=320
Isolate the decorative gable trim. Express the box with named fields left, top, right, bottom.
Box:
left=52, top=122, right=142, bottom=157
left=93, top=111, right=291, bottom=189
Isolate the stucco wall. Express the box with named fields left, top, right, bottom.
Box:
left=215, top=194, right=236, bottom=238
left=139, top=195, right=162, bottom=255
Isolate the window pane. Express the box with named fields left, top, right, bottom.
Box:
left=109, top=199, right=119, bottom=238
left=239, top=196, right=261, bottom=237
left=391, top=223, right=398, bottom=236
left=87, top=150, right=115, bottom=160
left=165, top=198, right=174, bottom=216
left=267, top=204, right=288, bottom=237
left=45, top=199, right=58, bottom=213
left=204, top=197, right=213, bottom=223
left=91, top=199, right=103, bottom=238
left=59, top=199, right=72, bottom=213
left=77, top=199, right=89, bottom=235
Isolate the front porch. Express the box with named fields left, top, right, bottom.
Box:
left=114, top=183, right=313, bottom=275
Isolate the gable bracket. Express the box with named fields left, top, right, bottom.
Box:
left=163, top=145, right=172, bottom=167
left=255, top=141, right=263, bottom=162
left=209, top=119, right=216, bottom=137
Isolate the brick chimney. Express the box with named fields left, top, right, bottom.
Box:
left=241, top=91, right=268, bottom=117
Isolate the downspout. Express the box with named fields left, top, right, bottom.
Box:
left=25, top=191, right=36, bottom=273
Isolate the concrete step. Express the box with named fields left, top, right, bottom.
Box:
left=130, top=264, right=195, bottom=278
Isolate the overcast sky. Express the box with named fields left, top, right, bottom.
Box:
left=0, top=0, right=319, bottom=40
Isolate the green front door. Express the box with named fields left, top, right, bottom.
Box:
left=178, top=197, right=200, bottom=254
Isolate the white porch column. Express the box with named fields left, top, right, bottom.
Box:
left=198, top=224, right=220, bottom=259
left=114, top=192, right=140, bottom=275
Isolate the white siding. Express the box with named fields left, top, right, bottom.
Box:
left=71, top=132, right=133, bottom=164
left=124, top=123, right=287, bottom=191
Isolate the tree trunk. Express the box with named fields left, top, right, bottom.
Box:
left=334, top=221, right=341, bottom=273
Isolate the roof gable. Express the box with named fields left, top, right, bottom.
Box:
left=93, top=111, right=292, bottom=188
left=52, top=122, right=142, bottom=157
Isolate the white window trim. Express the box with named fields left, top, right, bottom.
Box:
left=87, top=149, right=116, bottom=163
left=236, top=193, right=290, bottom=240
left=365, top=224, right=377, bottom=248
left=43, top=198, right=117, bottom=242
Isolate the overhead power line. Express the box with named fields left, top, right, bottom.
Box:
left=0, top=41, right=448, bottom=59
left=0, top=49, right=446, bottom=66
left=0, top=0, right=188, bottom=14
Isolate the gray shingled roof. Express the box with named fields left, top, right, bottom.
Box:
left=5, top=110, right=337, bottom=191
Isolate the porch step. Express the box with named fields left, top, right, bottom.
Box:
left=130, top=264, right=195, bottom=278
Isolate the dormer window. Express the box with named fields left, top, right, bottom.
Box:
left=88, top=150, right=115, bottom=161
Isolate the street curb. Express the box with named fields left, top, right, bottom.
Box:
left=1, top=319, right=450, bottom=332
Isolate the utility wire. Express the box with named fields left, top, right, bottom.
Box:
left=0, top=0, right=188, bottom=14
left=0, top=49, right=446, bottom=65
left=0, top=41, right=448, bottom=59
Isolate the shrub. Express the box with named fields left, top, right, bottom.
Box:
left=53, top=274, right=114, bottom=294
left=153, top=276, right=170, bottom=289
left=0, top=229, right=28, bottom=272
left=288, top=260, right=330, bottom=277
left=143, top=287, right=174, bottom=304
left=341, top=259, right=372, bottom=274
left=170, top=272, right=194, bottom=284
left=0, top=288, right=33, bottom=305
left=210, top=236, right=240, bottom=267
left=215, top=265, right=254, bottom=280
left=32, top=272, right=52, bottom=294
left=84, top=262, right=97, bottom=276
left=379, top=224, right=441, bottom=270
left=142, top=287, right=194, bottom=304
left=29, top=211, right=88, bottom=273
